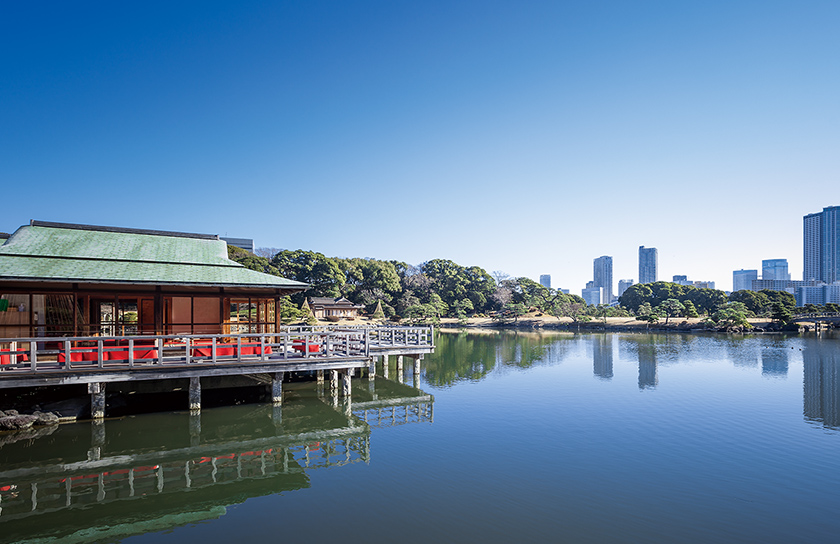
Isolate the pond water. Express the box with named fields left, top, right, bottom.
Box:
left=1, top=330, right=840, bottom=543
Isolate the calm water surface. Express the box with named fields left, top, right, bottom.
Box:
left=2, top=330, right=840, bottom=543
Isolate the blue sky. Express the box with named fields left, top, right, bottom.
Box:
left=2, top=1, right=838, bottom=292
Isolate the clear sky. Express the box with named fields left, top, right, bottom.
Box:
left=2, top=1, right=838, bottom=292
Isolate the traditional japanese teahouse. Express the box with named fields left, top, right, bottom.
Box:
left=0, top=220, right=308, bottom=339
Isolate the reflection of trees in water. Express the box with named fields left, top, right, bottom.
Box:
left=423, top=331, right=576, bottom=387
left=803, top=341, right=840, bottom=429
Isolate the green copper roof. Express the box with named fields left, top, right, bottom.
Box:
left=0, top=222, right=307, bottom=290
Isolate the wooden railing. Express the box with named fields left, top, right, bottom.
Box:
left=0, top=326, right=434, bottom=374
left=367, top=326, right=434, bottom=348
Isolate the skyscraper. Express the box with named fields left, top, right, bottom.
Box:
left=593, top=256, right=613, bottom=304
left=539, top=274, right=551, bottom=289
left=733, top=269, right=758, bottom=291
left=804, top=206, right=840, bottom=283
left=638, top=246, right=657, bottom=284
left=762, top=259, right=790, bottom=281
left=617, top=279, right=634, bottom=298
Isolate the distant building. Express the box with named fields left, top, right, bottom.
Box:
left=762, top=259, right=790, bottom=281
left=692, top=280, right=715, bottom=290
left=539, top=274, right=551, bottom=289
left=593, top=256, right=613, bottom=304
left=672, top=275, right=692, bottom=286
left=733, top=269, right=758, bottom=291
left=639, top=246, right=658, bottom=284
left=582, top=283, right=602, bottom=306
left=804, top=206, right=840, bottom=283
left=308, top=297, right=364, bottom=319
left=617, top=279, right=634, bottom=298
left=752, top=279, right=817, bottom=293
left=559, top=288, right=570, bottom=295
left=221, top=237, right=255, bottom=253
left=795, top=283, right=840, bottom=307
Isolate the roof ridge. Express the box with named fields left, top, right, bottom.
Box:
left=30, top=220, right=219, bottom=240
left=0, top=253, right=244, bottom=268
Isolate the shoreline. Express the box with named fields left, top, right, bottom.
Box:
left=436, top=315, right=812, bottom=335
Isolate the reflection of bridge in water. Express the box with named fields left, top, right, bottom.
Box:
left=0, top=376, right=434, bottom=542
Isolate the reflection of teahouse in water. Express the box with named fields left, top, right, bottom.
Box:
left=592, top=334, right=614, bottom=380
left=803, top=342, right=840, bottom=429
left=0, top=379, right=434, bottom=542
left=353, top=376, right=434, bottom=428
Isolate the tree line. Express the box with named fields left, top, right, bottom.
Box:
left=229, top=246, right=819, bottom=326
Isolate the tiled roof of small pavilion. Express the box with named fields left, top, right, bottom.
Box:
left=0, top=221, right=308, bottom=290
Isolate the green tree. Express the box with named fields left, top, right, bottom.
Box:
left=710, top=302, right=751, bottom=328
left=657, top=298, right=685, bottom=325
left=685, top=288, right=728, bottom=316
left=371, top=300, right=385, bottom=320
left=272, top=250, right=346, bottom=303
left=277, top=296, right=302, bottom=324
left=227, top=245, right=281, bottom=275
left=682, top=299, right=699, bottom=318
left=729, top=290, right=770, bottom=315
left=759, top=289, right=796, bottom=311
left=337, top=258, right=401, bottom=306
left=770, top=301, right=793, bottom=324
left=619, top=284, right=654, bottom=313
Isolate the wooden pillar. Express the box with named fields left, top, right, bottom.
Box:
left=396, top=355, right=404, bottom=383
left=382, top=354, right=389, bottom=379
left=316, top=369, right=325, bottom=384
left=89, top=383, right=105, bottom=420
left=189, top=412, right=201, bottom=447
left=341, top=370, right=351, bottom=397
left=154, top=288, right=164, bottom=335
left=89, top=418, right=105, bottom=461
left=368, top=358, right=376, bottom=379
left=330, top=369, right=339, bottom=392
left=271, top=372, right=284, bottom=405
left=189, top=377, right=201, bottom=412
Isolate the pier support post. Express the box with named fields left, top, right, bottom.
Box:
left=341, top=370, right=352, bottom=397
left=330, top=369, right=339, bottom=392
left=396, top=355, right=404, bottom=383
left=89, top=419, right=105, bottom=461
left=272, top=403, right=283, bottom=426
left=189, top=377, right=201, bottom=413
left=368, top=359, right=376, bottom=379
left=89, top=382, right=105, bottom=420
left=413, top=357, right=421, bottom=387
left=189, top=412, right=201, bottom=447
left=382, top=355, right=389, bottom=379
left=271, top=372, right=284, bottom=405
left=316, top=370, right=325, bottom=384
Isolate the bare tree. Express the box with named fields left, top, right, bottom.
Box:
left=492, top=270, right=510, bottom=285
left=255, top=247, right=282, bottom=259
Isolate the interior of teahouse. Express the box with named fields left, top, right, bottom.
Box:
left=0, top=293, right=278, bottom=339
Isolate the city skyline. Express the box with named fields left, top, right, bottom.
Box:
left=2, top=2, right=838, bottom=293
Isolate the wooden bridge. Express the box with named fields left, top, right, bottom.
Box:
left=791, top=312, right=840, bottom=323
left=0, top=325, right=434, bottom=417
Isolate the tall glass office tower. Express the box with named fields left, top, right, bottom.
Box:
left=804, top=206, right=840, bottom=283
left=593, top=256, right=613, bottom=304
left=638, top=246, right=657, bottom=284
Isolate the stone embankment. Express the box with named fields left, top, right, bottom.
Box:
left=0, top=409, right=61, bottom=432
